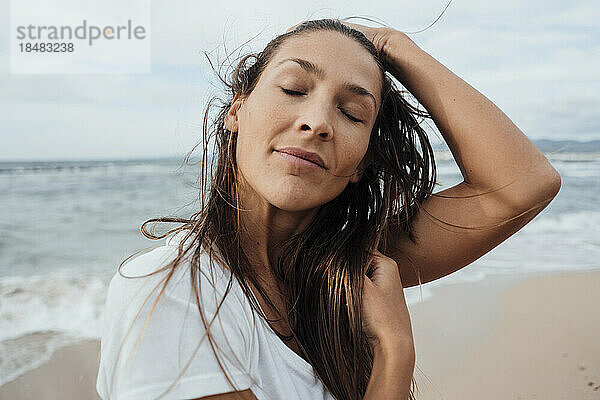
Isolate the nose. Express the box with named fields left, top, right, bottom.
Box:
left=296, top=102, right=334, bottom=140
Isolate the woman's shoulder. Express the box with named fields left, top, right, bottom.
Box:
left=105, top=231, right=249, bottom=318
left=100, top=232, right=256, bottom=356
left=97, top=232, right=257, bottom=400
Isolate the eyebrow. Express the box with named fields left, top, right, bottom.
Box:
left=275, top=57, right=378, bottom=112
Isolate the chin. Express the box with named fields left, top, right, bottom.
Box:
left=268, top=195, right=319, bottom=212
left=265, top=186, right=323, bottom=212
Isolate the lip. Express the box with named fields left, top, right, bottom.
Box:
left=275, top=147, right=327, bottom=169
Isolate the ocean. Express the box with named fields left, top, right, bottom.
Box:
left=1, top=149, right=598, bottom=385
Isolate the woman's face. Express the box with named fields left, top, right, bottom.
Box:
left=226, top=30, right=382, bottom=212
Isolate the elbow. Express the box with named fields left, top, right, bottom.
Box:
left=521, top=165, right=562, bottom=210
left=542, top=165, right=562, bottom=201
left=504, top=163, right=562, bottom=212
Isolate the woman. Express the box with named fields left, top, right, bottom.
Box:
left=96, top=19, right=561, bottom=400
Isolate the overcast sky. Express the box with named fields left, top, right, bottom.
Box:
left=1, top=0, right=597, bottom=160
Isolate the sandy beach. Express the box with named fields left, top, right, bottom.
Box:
left=410, top=270, right=600, bottom=399
left=2, top=270, right=599, bottom=400
left=0, top=339, right=101, bottom=400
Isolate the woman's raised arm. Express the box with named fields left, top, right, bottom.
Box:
left=343, top=22, right=561, bottom=287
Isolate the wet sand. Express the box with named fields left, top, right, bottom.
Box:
left=0, top=340, right=101, bottom=400
left=1, top=270, right=599, bottom=399
left=410, top=270, right=600, bottom=399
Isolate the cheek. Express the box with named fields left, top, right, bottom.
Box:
left=337, top=136, right=370, bottom=173
left=235, top=135, right=265, bottom=182
left=238, top=99, right=288, bottom=144
left=234, top=100, right=294, bottom=177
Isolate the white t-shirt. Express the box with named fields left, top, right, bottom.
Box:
left=96, top=231, right=335, bottom=400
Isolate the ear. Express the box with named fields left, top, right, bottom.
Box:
left=349, top=150, right=373, bottom=184
left=224, top=92, right=245, bottom=132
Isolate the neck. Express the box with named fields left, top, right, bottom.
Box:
left=236, top=177, right=319, bottom=286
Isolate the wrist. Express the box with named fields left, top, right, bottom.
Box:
left=373, top=336, right=416, bottom=367
left=368, top=338, right=416, bottom=400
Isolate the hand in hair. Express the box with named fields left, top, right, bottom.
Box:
left=286, top=19, right=396, bottom=62
left=361, top=249, right=415, bottom=358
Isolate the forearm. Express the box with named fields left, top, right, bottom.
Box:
left=382, top=31, right=561, bottom=203
left=364, top=341, right=415, bottom=400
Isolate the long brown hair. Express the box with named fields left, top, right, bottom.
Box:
left=112, top=18, right=549, bottom=400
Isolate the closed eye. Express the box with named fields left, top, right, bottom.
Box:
left=281, top=88, right=305, bottom=96
left=281, top=88, right=363, bottom=123
left=339, top=109, right=362, bottom=123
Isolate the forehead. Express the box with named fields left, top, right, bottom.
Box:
left=265, top=30, right=382, bottom=100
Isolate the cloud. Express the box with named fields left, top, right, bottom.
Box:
left=1, top=0, right=598, bottom=159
